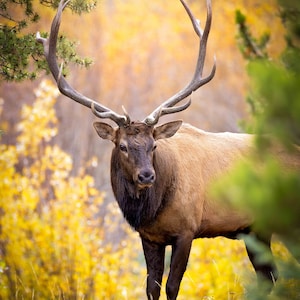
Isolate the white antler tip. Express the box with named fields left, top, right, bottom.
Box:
left=121, top=105, right=127, bottom=115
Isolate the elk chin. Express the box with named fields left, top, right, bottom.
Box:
left=134, top=182, right=153, bottom=199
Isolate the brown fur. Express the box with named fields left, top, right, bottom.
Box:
left=140, top=124, right=255, bottom=242
left=94, top=121, right=300, bottom=300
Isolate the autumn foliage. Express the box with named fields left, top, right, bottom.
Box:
left=0, top=80, right=144, bottom=299
left=1, top=0, right=299, bottom=299
left=0, top=80, right=298, bottom=300
left=0, top=79, right=250, bottom=299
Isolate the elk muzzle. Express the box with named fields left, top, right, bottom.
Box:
left=136, top=168, right=156, bottom=189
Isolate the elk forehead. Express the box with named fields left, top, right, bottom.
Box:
left=121, top=122, right=153, bottom=135
left=118, top=122, right=155, bottom=146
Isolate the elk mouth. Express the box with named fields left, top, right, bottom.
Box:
left=136, top=182, right=154, bottom=189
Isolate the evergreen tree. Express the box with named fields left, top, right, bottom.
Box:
left=0, top=0, right=95, bottom=81
left=216, top=0, right=300, bottom=298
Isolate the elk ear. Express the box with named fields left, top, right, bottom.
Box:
left=153, top=120, right=182, bottom=140
left=93, top=122, right=116, bottom=142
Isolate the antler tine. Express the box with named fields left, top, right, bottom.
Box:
left=148, top=98, right=192, bottom=125
left=36, top=0, right=128, bottom=127
left=144, top=0, right=216, bottom=126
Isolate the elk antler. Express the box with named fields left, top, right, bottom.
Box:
left=143, top=0, right=216, bottom=125
left=36, top=0, right=129, bottom=126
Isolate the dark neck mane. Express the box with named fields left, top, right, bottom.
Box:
left=110, top=149, right=176, bottom=230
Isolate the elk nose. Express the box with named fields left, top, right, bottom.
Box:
left=138, top=169, right=155, bottom=185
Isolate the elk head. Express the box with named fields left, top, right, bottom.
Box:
left=37, top=0, right=216, bottom=190
left=93, top=120, right=182, bottom=191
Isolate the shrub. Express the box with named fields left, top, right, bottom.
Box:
left=0, top=80, right=143, bottom=299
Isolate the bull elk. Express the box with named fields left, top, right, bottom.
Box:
left=37, top=0, right=300, bottom=299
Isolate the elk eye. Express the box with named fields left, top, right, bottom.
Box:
left=152, top=144, right=157, bottom=151
left=119, top=144, right=127, bottom=153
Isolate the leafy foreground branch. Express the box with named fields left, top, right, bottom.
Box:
left=213, top=1, right=300, bottom=299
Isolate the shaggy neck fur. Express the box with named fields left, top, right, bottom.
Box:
left=110, top=147, right=176, bottom=230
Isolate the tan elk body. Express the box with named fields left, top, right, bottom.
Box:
left=37, top=0, right=300, bottom=299
left=147, top=125, right=254, bottom=240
